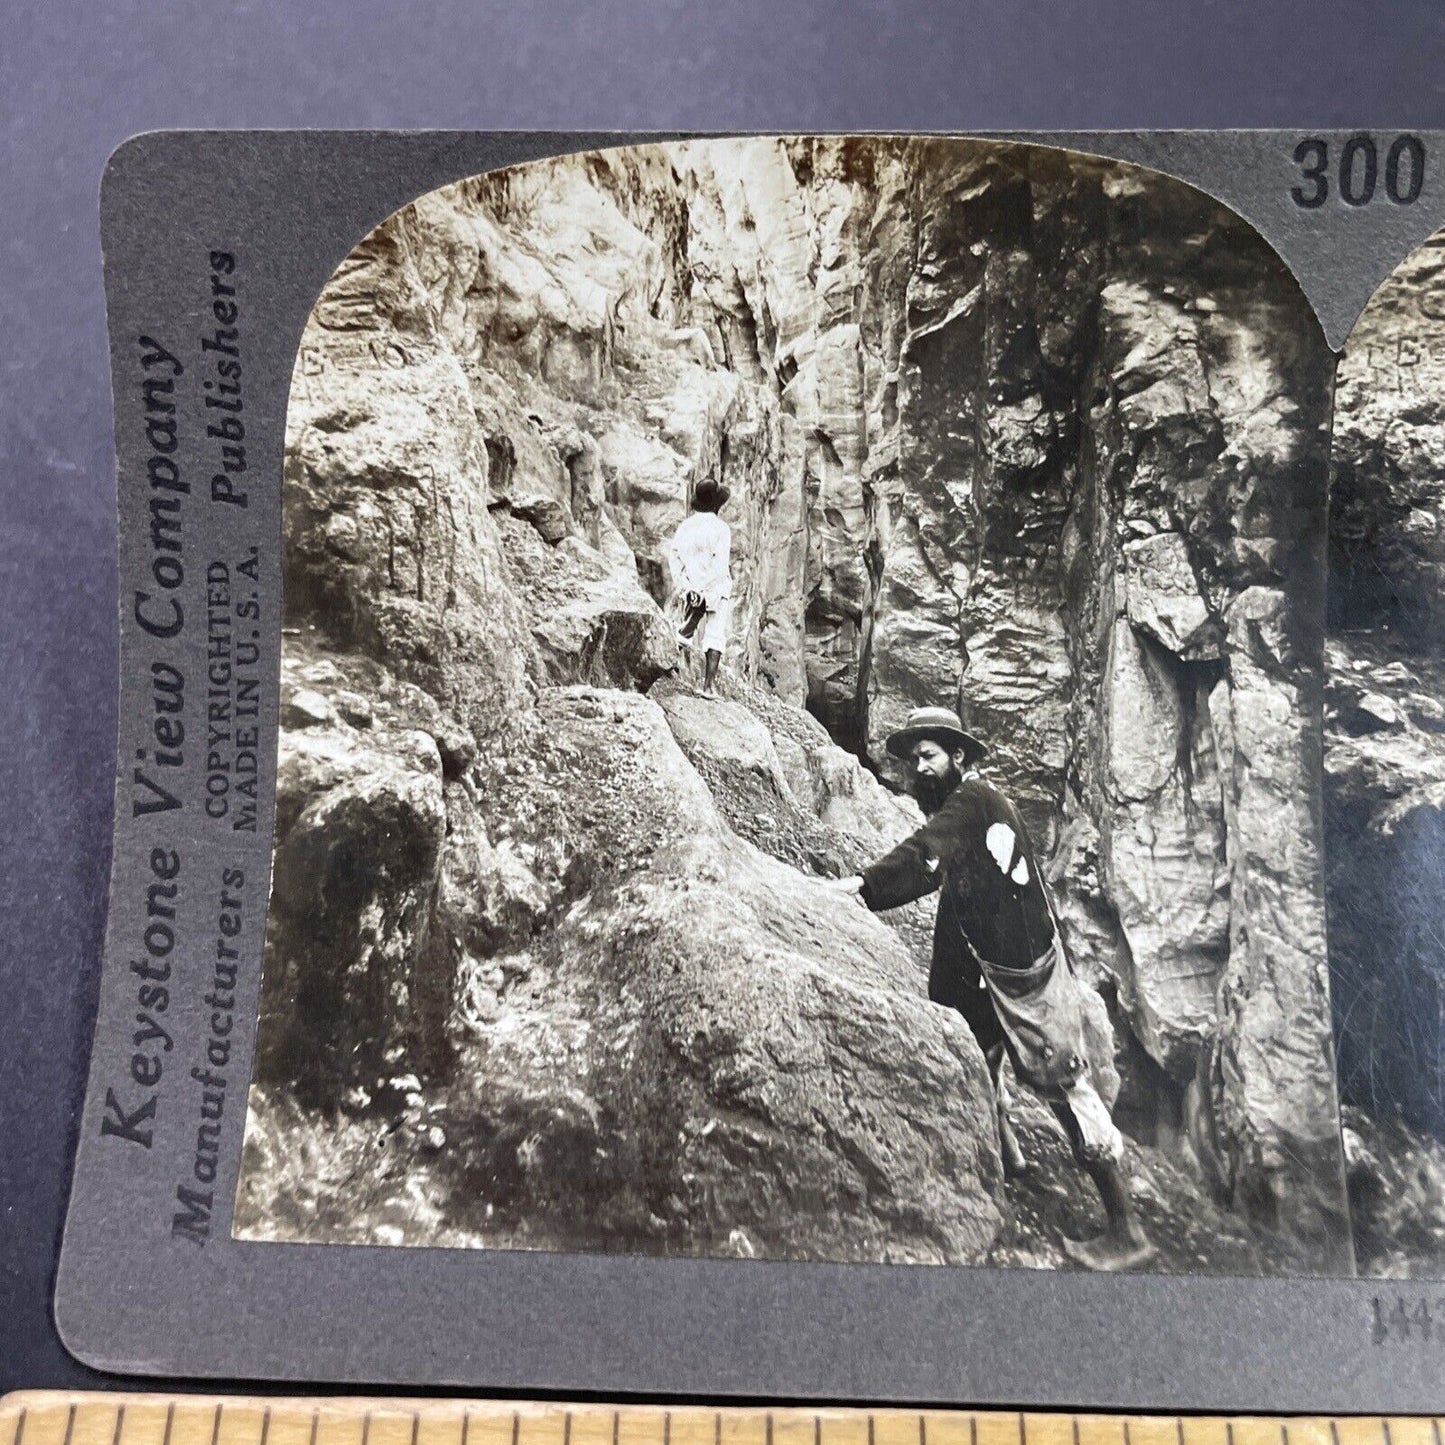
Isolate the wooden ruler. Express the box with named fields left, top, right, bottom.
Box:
left=2, top=1395, right=1442, bottom=1445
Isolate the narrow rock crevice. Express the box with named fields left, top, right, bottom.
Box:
left=241, top=138, right=1361, bottom=1271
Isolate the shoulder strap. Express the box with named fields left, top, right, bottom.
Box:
left=1036, top=855, right=1076, bottom=977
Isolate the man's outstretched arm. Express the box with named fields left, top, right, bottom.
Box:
left=832, top=787, right=974, bottom=911
left=828, top=851, right=936, bottom=910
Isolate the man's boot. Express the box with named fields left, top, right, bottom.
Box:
left=1060, top=1155, right=1156, bottom=1271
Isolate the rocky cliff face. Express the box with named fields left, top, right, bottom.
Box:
left=1326, top=235, right=1445, bottom=1272
left=242, top=138, right=1354, bottom=1269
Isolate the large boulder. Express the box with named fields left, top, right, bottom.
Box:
left=244, top=683, right=1007, bottom=1260
left=259, top=648, right=455, bottom=1105
left=443, top=824, right=1006, bottom=1263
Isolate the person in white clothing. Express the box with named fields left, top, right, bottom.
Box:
left=665, top=478, right=732, bottom=700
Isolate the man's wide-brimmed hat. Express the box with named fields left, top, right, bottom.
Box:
left=885, top=706, right=988, bottom=765
left=692, top=478, right=731, bottom=512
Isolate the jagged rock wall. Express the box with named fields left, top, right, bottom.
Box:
left=1327, top=234, right=1445, bottom=1160
left=869, top=145, right=1346, bottom=1258
left=253, top=137, right=1354, bottom=1267
left=258, top=143, right=1009, bottom=1263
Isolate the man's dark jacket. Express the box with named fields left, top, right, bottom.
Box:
left=860, top=773, right=1056, bottom=1021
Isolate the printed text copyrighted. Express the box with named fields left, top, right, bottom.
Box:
left=97, top=248, right=268, bottom=1250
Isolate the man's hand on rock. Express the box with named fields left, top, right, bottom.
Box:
left=828, top=875, right=865, bottom=901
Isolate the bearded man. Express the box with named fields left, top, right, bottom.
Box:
left=833, top=705, right=1154, bottom=1271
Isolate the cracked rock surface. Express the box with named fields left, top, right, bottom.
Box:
left=1326, top=234, right=1445, bottom=1275
left=240, top=139, right=1362, bottom=1270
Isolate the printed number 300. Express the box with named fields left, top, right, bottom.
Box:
left=1292, top=134, right=1426, bottom=209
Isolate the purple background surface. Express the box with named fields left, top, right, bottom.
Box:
left=4, top=0, right=1445, bottom=1395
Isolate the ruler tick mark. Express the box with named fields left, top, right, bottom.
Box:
left=17, top=1390, right=1423, bottom=1445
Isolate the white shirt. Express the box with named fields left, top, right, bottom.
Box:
left=665, top=512, right=732, bottom=605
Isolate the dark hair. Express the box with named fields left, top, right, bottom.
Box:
left=692, top=478, right=729, bottom=514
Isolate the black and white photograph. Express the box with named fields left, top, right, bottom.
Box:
left=230, top=134, right=1439, bottom=1279
left=1325, top=229, right=1445, bottom=1278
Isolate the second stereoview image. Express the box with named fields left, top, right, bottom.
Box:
left=232, top=135, right=1439, bottom=1278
